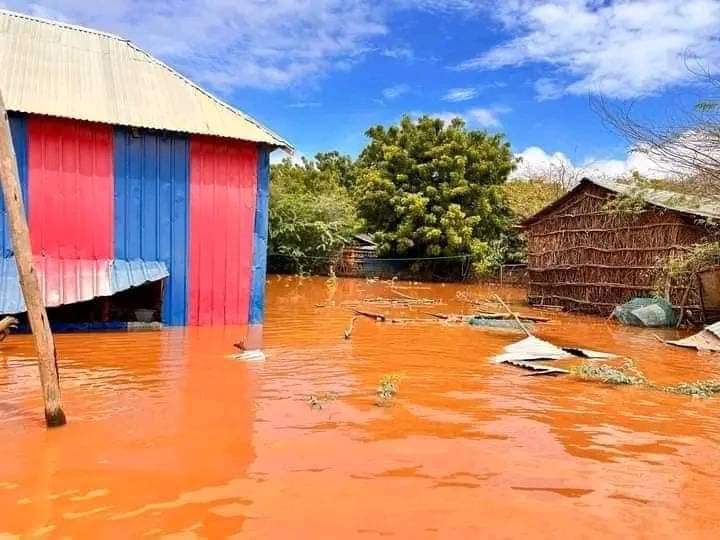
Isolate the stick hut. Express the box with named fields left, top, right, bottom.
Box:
left=522, top=178, right=719, bottom=320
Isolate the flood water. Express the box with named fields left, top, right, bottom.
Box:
left=1, top=276, right=720, bottom=538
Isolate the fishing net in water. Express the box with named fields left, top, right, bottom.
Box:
left=612, top=297, right=677, bottom=327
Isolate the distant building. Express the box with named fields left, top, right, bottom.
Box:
left=336, top=234, right=379, bottom=277
left=522, top=178, right=720, bottom=321
left=0, top=9, right=290, bottom=327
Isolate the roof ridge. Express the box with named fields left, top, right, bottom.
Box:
left=126, top=43, right=290, bottom=148
left=0, top=8, right=126, bottom=41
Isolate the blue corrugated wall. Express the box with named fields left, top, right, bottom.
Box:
left=249, top=146, right=270, bottom=324
left=0, top=114, right=28, bottom=257
left=114, top=128, right=190, bottom=325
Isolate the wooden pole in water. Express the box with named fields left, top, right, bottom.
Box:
left=0, top=90, right=66, bottom=427
left=493, top=293, right=533, bottom=338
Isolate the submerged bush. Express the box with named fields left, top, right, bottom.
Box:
left=376, top=373, right=403, bottom=406
left=570, top=360, right=647, bottom=386
left=662, top=380, right=720, bottom=398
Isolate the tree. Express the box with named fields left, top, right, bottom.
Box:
left=502, top=178, right=565, bottom=222
left=314, top=151, right=358, bottom=190
left=269, top=155, right=357, bottom=272
left=354, top=115, right=516, bottom=273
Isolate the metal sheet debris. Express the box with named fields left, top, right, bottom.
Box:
left=491, top=336, right=616, bottom=365
left=667, top=322, right=720, bottom=352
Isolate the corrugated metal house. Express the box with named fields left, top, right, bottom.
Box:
left=0, top=9, right=289, bottom=327
left=522, top=178, right=720, bottom=321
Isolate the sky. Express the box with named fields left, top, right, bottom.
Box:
left=4, top=0, right=720, bottom=177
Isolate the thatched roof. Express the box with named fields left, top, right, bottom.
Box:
left=522, top=178, right=720, bottom=227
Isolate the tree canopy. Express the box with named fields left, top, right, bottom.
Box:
left=354, top=115, right=516, bottom=271
left=269, top=155, right=357, bottom=271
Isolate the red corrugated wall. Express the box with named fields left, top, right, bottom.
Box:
left=28, top=117, right=114, bottom=258
left=188, top=137, right=257, bottom=325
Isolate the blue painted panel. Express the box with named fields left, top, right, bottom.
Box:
left=0, top=114, right=28, bottom=257
left=249, top=146, right=270, bottom=324
left=114, top=128, right=189, bottom=325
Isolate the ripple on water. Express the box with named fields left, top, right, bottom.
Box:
left=1, top=276, right=719, bottom=538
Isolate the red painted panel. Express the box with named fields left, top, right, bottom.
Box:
left=28, top=117, right=113, bottom=259
left=188, top=137, right=257, bottom=325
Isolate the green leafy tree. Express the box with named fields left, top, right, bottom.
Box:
left=354, top=115, right=516, bottom=272
left=502, top=178, right=565, bottom=222
left=269, top=155, right=357, bottom=272
left=315, top=151, right=358, bottom=190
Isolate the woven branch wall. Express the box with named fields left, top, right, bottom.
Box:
left=525, top=183, right=710, bottom=315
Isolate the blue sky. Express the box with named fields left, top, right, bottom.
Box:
left=5, top=1, right=720, bottom=176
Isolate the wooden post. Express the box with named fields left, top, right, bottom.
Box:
left=0, top=91, right=66, bottom=427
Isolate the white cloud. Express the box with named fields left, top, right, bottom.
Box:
left=533, top=78, right=563, bottom=101
left=5, top=0, right=387, bottom=91
left=287, top=102, right=321, bottom=109
left=380, top=46, right=415, bottom=61
left=270, top=148, right=305, bottom=165
left=466, top=107, right=509, bottom=128
left=513, top=145, right=670, bottom=180
left=457, top=0, right=720, bottom=99
left=382, top=84, right=410, bottom=100
left=443, top=87, right=479, bottom=102
left=413, top=105, right=510, bottom=128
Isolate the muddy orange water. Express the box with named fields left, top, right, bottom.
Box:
left=2, top=277, right=720, bottom=538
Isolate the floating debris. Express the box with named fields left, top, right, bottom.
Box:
left=231, top=350, right=266, bottom=362
left=611, top=298, right=677, bottom=328
left=306, top=392, right=338, bottom=410
left=352, top=308, right=387, bottom=322
left=490, top=335, right=615, bottom=364
left=469, top=317, right=532, bottom=331
left=666, top=322, right=720, bottom=352
left=344, top=316, right=358, bottom=339
left=0, top=316, right=19, bottom=342
left=503, top=359, right=569, bottom=376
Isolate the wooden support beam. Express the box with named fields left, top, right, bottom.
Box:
left=0, top=91, right=66, bottom=428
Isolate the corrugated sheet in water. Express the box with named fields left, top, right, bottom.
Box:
left=0, top=258, right=168, bottom=314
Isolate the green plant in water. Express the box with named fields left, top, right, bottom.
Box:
left=376, top=373, right=403, bottom=406
left=661, top=380, right=720, bottom=398
left=654, top=241, right=720, bottom=296
left=569, top=360, right=647, bottom=386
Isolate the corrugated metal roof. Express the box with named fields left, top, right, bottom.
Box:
left=0, top=257, right=168, bottom=314
left=522, top=177, right=720, bottom=226
left=591, top=178, right=720, bottom=220
left=0, top=9, right=290, bottom=148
